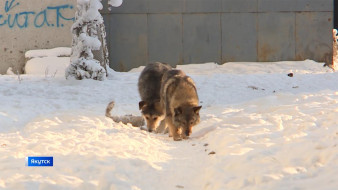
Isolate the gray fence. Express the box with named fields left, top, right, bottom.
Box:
left=102, top=0, right=333, bottom=71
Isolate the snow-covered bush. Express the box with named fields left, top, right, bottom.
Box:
left=66, top=0, right=122, bottom=81
left=66, top=0, right=106, bottom=80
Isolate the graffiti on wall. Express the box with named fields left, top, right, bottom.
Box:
left=0, top=0, right=75, bottom=29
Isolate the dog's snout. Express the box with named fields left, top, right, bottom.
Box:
left=185, top=129, right=190, bottom=136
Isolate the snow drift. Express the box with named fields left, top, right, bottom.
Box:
left=0, top=60, right=337, bottom=190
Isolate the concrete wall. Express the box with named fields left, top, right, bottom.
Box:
left=0, top=0, right=76, bottom=74
left=104, top=0, right=333, bottom=71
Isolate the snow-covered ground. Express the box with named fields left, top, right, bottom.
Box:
left=0, top=60, right=337, bottom=190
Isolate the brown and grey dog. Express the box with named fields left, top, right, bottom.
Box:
left=138, top=62, right=172, bottom=132
left=161, top=69, right=202, bottom=141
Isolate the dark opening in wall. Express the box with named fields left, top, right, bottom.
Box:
left=335, top=0, right=338, bottom=29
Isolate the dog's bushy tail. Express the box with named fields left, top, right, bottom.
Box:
left=105, top=101, right=145, bottom=127
left=105, top=101, right=116, bottom=118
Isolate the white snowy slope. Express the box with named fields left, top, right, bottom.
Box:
left=25, top=57, right=70, bottom=77
left=24, top=48, right=71, bottom=77
left=0, top=60, right=337, bottom=190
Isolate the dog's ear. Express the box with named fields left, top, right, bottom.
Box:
left=139, top=101, right=146, bottom=110
left=174, top=107, right=182, bottom=115
left=193, top=106, right=202, bottom=114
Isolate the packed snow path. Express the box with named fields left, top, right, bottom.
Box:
left=0, top=61, right=337, bottom=189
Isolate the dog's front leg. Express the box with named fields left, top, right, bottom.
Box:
left=166, top=116, right=181, bottom=141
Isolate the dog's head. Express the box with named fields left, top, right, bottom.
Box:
left=139, top=100, right=165, bottom=132
left=173, top=105, right=202, bottom=137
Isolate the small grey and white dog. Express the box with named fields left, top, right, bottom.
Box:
left=138, top=62, right=172, bottom=132
left=160, top=69, right=202, bottom=141
left=105, top=101, right=145, bottom=127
